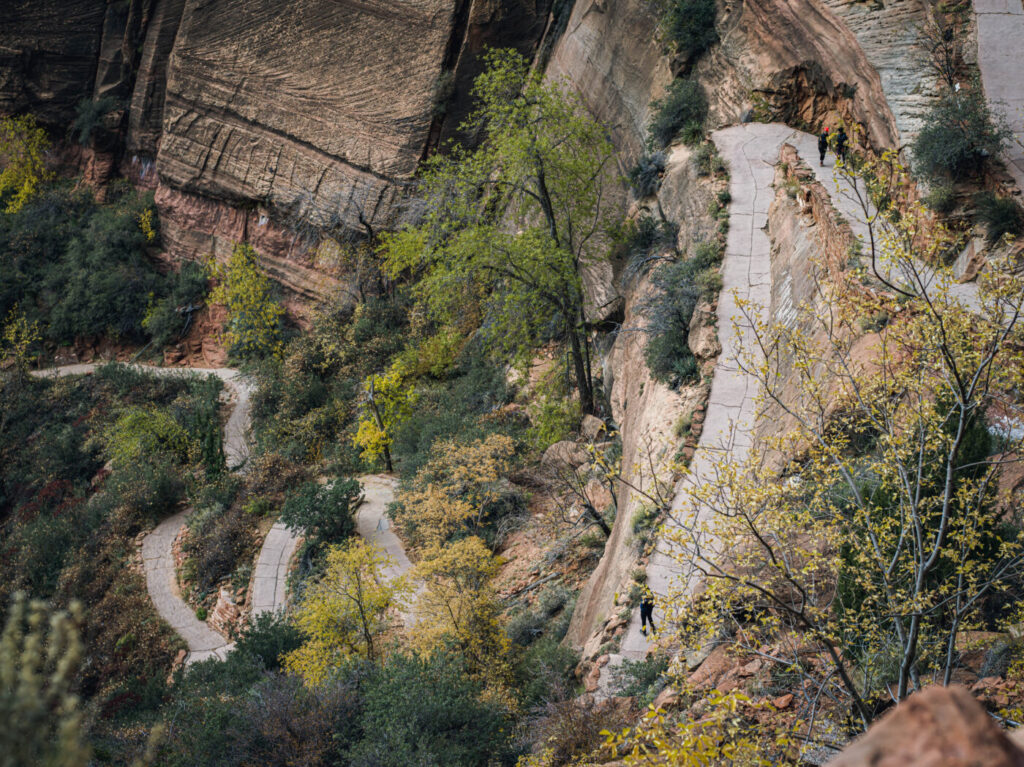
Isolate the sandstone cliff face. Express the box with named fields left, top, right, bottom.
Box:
left=1, top=0, right=552, bottom=309
left=156, top=0, right=454, bottom=236
left=546, top=0, right=672, bottom=166
left=696, top=0, right=899, bottom=149
left=549, top=0, right=900, bottom=164
left=0, top=1, right=108, bottom=125
left=566, top=143, right=717, bottom=647
left=127, top=0, right=187, bottom=157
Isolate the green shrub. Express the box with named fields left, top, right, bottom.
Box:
left=104, top=406, right=193, bottom=467
left=528, top=394, right=581, bottom=450
left=72, top=95, right=120, bottom=145
left=657, top=0, right=719, bottom=63
left=911, top=85, right=1010, bottom=182
left=923, top=183, right=957, bottom=214
left=234, top=611, right=303, bottom=671
left=142, top=261, right=210, bottom=348
left=648, top=78, right=708, bottom=149
left=974, top=191, right=1024, bottom=245
left=507, top=606, right=548, bottom=646
left=279, top=477, right=360, bottom=556
left=347, top=652, right=515, bottom=767
left=612, top=653, right=670, bottom=706
left=694, top=141, right=718, bottom=176
left=695, top=265, right=723, bottom=295
left=632, top=504, right=660, bottom=539
left=0, top=184, right=178, bottom=345
left=644, top=241, right=722, bottom=388
left=629, top=151, right=667, bottom=197
left=514, top=637, right=578, bottom=708
left=184, top=503, right=253, bottom=595
left=537, top=583, right=571, bottom=617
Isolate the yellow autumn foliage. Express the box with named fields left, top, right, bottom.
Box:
left=284, top=539, right=410, bottom=686
left=0, top=115, right=51, bottom=214
left=207, top=243, right=285, bottom=359
left=393, top=432, right=516, bottom=547
left=410, top=536, right=511, bottom=693
left=352, top=368, right=417, bottom=471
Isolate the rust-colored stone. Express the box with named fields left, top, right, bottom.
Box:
left=827, top=685, right=1024, bottom=767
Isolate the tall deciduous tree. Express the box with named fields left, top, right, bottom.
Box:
left=0, top=115, right=51, bottom=214
left=381, top=49, right=618, bottom=415
left=284, top=539, right=409, bottom=686
left=208, top=243, right=285, bottom=359
left=353, top=369, right=417, bottom=473
left=410, top=536, right=511, bottom=692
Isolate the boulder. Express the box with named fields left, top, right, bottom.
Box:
left=542, top=440, right=589, bottom=469
left=688, top=321, right=722, bottom=361
left=582, top=414, right=607, bottom=441
left=582, top=631, right=605, bottom=662
left=827, top=685, right=1024, bottom=767
left=653, top=686, right=680, bottom=710
left=687, top=643, right=735, bottom=690
left=585, top=478, right=615, bottom=512
left=584, top=662, right=603, bottom=693
left=772, top=693, right=794, bottom=710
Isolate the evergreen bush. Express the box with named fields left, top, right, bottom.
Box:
left=974, top=191, right=1024, bottom=245
left=911, top=86, right=1009, bottom=182
left=629, top=151, right=667, bottom=197
left=644, top=240, right=723, bottom=388
left=648, top=78, right=708, bottom=149
left=657, top=0, right=719, bottom=63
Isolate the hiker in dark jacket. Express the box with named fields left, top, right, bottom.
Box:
left=835, top=127, right=848, bottom=163
left=818, top=128, right=829, bottom=166
left=639, top=586, right=657, bottom=636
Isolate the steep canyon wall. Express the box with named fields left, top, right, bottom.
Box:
left=0, top=0, right=552, bottom=309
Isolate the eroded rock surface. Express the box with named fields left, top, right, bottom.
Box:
left=827, top=685, right=1024, bottom=767
left=1, top=0, right=552, bottom=308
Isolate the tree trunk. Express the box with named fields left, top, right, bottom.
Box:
left=584, top=503, right=611, bottom=538
left=568, top=327, right=594, bottom=415
left=382, top=445, right=393, bottom=474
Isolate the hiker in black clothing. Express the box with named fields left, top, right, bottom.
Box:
left=639, top=586, right=657, bottom=636
left=835, top=127, right=848, bottom=164
left=818, top=127, right=829, bottom=166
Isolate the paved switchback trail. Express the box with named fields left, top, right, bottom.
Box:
left=618, top=124, right=794, bottom=661
left=975, top=0, right=1024, bottom=192
left=617, top=123, right=983, bottom=662
left=32, top=363, right=300, bottom=664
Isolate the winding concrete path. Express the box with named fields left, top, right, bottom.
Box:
left=619, top=123, right=984, bottom=661
left=31, top=362, right=301, bottom=663
left=251, top=521, right=302, bottom=617
left=619, top=124, right=793, bottom=660
left=975, top=0, right=1024, bottom=191
left=354, top=475, right=409, bottom=582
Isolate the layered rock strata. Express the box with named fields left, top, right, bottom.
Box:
left=1, top=0, right=552, bottom=308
